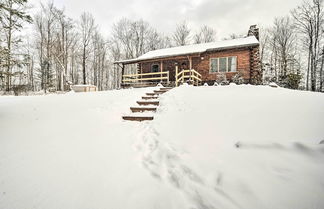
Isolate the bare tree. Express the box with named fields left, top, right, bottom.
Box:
left=91, top=30, right=108, bottom=90
left=319, top=46, right=324, bottom=91
left=79, top=12, right=95, bottom=84
left=270, top=17, right=296, bottom=78
left=172, top=21, right=191, bottom=46
left=0, top=0, right=32, bottom=91
left=146, top=30, right=171, bottom=51
left=261, top=16, right=302, bottom=88
left=52, top=7, right=74, bottom=91
left=223, top=33, right=245, bottom=40
left=194, top=25, right=216, bottom=44
left=33, top=2, right=57, bottom=92
left=292, top=0, right=324, bottom=91
left=259, top=27, right=270, bottom=69
left=111, top=18, right=164, bottom=59
left=23, top=38, right=35, bottom=91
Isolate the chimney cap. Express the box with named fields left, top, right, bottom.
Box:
left=247, top=24, right=259, bottom=40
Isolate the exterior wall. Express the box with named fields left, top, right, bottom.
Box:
left=138, top=46, right=260, bottom=84
left=195, top=48, right=251, bottom=83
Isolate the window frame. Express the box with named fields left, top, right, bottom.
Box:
left=209, top=56, right=237, bottom=73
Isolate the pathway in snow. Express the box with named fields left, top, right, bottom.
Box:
left=122, top=87, right=172, bottom=122
left=134, top=122, right=241, bottom=209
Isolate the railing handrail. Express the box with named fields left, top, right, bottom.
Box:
left=122, top=71, right=169, bottom=84
left=176, top=69, right=202, bottom=78
left=176, top=69, right=202, bottom=86
left=123, top=71, right=169, bottom=78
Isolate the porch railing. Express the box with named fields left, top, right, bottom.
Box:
left=122, top=71, right=170, bottom=85
left=175, top=69, right=202, bottom=87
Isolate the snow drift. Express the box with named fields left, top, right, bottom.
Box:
left=0, top=85, right=324, bottom=209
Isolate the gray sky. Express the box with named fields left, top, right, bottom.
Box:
left=29, top=0, right=304, bottom=40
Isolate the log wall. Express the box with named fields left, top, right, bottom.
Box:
left=138, top=46, right=261, bottom=84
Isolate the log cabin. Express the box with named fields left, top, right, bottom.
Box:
left=115, top=25, right=262, bottom=87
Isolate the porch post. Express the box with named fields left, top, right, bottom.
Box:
left=140, top=63, right=143, bottom=83
left=121, top=63, right=125, bottom=87
left=160, top=61, right=163, bottom=83
left=189, top=56, right=192, bottom=84
left=175, top=65, right=179, bottom=87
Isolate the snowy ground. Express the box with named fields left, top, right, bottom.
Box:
left=0, top=85, right=324, bottom=209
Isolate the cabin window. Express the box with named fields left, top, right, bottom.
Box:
left=210, top=59, right=218, bottom=73
left=210, top=56, right=237, bottom=73
left=151, top=64, right=159, bottom=73
left=228, top=57, right=237, bottom=72
left=219, top=58, right=227, bottom=72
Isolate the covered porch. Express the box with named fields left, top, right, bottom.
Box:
left=115, top=55, right=202, bottom=88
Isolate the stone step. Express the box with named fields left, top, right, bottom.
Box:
left=142, top=96, right=159, bottom=100
left=137, top=101, right=159, bottom=106
left=130, top=106, right=157, bottom=113
left=122, top=116, right=154, bottom=122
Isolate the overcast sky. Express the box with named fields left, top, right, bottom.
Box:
left=28, top=0, right=304, bottom=40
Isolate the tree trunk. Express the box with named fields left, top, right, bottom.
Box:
left=306, top=48, right=311, bottom=90
left=319, top=48, right=324, bottom=91
left=82, top=46, right=86, bottom=84
left=6, top=0, right=13, bottom=92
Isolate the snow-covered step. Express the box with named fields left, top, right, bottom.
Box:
left=160, top=87, right=173, bottom=91
left=137, top=100, right=159, bottom=106
left=153, top=90, right=168, bottom=94
left=146, top=92, right=159, bottom=96
left=142, top=96, right=159, bottom=100
left=122, top=112, right=154, bottom=121
left=122, top=115, right=154, bottom=121
left=130, top=106, right=157, bottom=113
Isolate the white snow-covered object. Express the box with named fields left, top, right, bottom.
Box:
left=71, top=85, right=97, bottom=92
left=269, top=82, right=279, bottom=88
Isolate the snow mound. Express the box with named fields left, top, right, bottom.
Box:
left=150, top=85, right=324, bottom=209
left=1, top=85, right=324, bottom=209
left=269, top=82, right=279, bottom=88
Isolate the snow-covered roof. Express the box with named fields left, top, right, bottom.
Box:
left=115, top=36, right=259, bottom=64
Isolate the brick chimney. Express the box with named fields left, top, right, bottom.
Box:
left=247, top=25, right=259, bottom=40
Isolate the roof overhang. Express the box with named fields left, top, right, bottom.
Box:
left=114, top=37, right=259, bottom=65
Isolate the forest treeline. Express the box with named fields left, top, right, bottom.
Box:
left=0, top=0, right=323, bottom=94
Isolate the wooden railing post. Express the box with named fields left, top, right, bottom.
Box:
left=175, top=66, right=179, bottom=87
left=167, top=71, right=169, bottom=84
left=182, top=71, right=184, bottom=83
